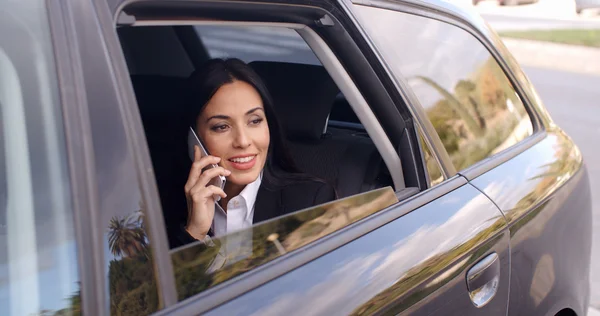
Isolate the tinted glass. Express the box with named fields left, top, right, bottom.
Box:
left=171, top=187, right=398, bottom=301
left=195, top=25, right=320, bottom=65
left=0, top=1, right=79, bottom=314
left=86, top=22, right=162, bottom=316
left=352, top=6, right=533, bottom=171
left=89, top=74, right=160, bottom=314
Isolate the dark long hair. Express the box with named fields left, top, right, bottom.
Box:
left=186, top=58, right=320, bottom=189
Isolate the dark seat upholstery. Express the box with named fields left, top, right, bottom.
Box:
left=250, top=62, right=392, bottom=198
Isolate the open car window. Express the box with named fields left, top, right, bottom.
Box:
left=114, top=19, right=408, bottom=314
left=171, top=187, right=398, bottom=301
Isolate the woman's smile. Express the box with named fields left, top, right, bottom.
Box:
left=227, top=154, right=258, bottom=170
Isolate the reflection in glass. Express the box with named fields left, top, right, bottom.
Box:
left=494, top=131, right=582, bottom=228
left=0, top=1, right=80, bottom=315
left=171, top=187, right=399, bottom=301
left=418, top=132, right=443, bottom=187
left=106, top=207, right=159, bottom=316
left=352, top=6, right=533, bottom=171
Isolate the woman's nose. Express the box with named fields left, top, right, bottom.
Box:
left=233, top=128, right=251, bottom=148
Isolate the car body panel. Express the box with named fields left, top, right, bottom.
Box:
left=470, top=129, right=592, bottom=316
left=203, top=182, right=509, bottom=316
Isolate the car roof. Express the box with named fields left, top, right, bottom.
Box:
left=111, top=0, right=500, bottom=65
left=352, top=0, right=492, bottom=35
left=111, top=0, right=488, bottom=28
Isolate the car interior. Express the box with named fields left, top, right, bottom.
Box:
left=116, top=25, right=396, bottom=239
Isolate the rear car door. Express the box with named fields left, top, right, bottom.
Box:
left=48, top=0, right=513, bottom=315
left=97, top=1, right=510, bottom=315
left=199, top=180, right=511, bottom=316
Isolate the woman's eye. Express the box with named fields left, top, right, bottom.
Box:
left=210, top=124, right=229, bottom=132
left=250, top=118, right=264, bottom=126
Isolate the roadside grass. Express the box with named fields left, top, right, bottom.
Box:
left=499, top=29, right=600, bottom=47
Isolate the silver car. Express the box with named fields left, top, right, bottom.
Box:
left=0, top=0, right=592, bottom=315
left=576, top=0, right=600, bottom=13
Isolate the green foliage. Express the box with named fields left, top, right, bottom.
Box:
left=500, top=29, right=600, bottom=48
left=421, top=57, right=528, bottom=171
left=105, top=211, right=159, bottom=315
left=116, top=282, right=158, bottom=316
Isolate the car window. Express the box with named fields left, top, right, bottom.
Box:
left=116, top=22, right=404, bottom=304
left=352, top=5, right=534, bottom=172
left=0, top=1, right=79, bottom=315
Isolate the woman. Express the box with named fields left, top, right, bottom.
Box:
left=174, top=58, right=336, bottom=248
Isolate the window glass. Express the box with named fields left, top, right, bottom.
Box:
left=172, top=187, right=398, bottom=301
left=0, top=1, right=79, bottom=315
left=87, top=37, right=162, bottom=316
left=352, top=6, right=533, bottom=171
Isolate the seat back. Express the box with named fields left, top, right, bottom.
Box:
left=250, top=61, right=391, bottom=197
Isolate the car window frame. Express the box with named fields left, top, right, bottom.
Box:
left=119, top=17, right=410, bottom=303
left=53, top=0, right=181, bottom=312
left=341, top=0, right=547, bottom=181
left=45, top=0, right=108, bottom=314
left=100, top=0, right=453, bottom=312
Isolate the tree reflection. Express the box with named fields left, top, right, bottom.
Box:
left=50, top=208, right=160, bottom=316
left=107, top=209, right=158, bottom=315
left=415, top=57, right=532, bottom=171
left=171, top=187, right=399, bottom=302
left=108, top=212, right=148, bottom=259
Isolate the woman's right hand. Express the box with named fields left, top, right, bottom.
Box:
left=184, top=146, right=231, bottom=240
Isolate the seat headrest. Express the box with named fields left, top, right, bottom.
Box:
left=131, top=75, right=190, bottom=129
left=249, top=62, right=340, bottom=141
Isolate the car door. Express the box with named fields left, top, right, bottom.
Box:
left=195, top=180, right=511, bottom=316
left=57, top=0, right=514, bottom=315
left=347, top=1, right=593, bottom=316
left=94, top=1, right=510, bottom=316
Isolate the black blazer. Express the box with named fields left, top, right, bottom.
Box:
left=171, top=169, right=336, bottom=249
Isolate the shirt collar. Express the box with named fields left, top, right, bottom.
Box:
left=237, top=171, right=262, bottom=218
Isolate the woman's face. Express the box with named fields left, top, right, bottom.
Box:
left=196, top=80, right=270, bottom=187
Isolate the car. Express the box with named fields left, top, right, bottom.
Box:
left=473, top=0, right=539, bottom=6
left=0, top=0, right=592, bottom=315
left=575, top=0, right=600, bottom=14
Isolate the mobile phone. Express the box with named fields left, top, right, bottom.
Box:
left=187, top=127, right=226, bottom=192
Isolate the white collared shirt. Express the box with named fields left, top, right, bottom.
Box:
left=212, top=172, right=262, bottom=237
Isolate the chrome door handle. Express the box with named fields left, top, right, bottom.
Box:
left=466, top=252, right=500, bottom=308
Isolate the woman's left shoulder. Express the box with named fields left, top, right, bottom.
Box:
left=283, top=178, right=337, bottom=206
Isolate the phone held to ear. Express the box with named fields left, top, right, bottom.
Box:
left=188, top=127, right=226, bottom=193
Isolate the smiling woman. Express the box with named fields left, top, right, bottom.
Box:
left=175, top=58, right=337, bottom=248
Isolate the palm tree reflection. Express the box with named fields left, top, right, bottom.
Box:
left=108, top=212, right=148, bottom=259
